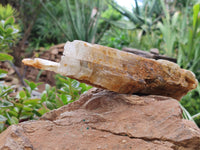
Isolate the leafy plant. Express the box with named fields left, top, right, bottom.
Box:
left=0, top=4, right=20, bottom=53
left=56, top=74, right=92, bottom=102
left=0, top=52, right=14, bottom=132
left=0, top=79, right=43, bottom=132
left=0, top=75, right=92, bottom=133
left=0, top=53, right=13, bottom=87
left=0, top=53, right=13, bottom=83
left=0, top=4, right=18, bottom=20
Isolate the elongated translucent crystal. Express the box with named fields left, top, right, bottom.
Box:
left=22, top=40, right=198, bottom=100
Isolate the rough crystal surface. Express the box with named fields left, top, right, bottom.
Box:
left=22, top=40, right=198, bottom=100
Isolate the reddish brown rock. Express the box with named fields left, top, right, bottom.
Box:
left=0, top=89, right=200, bottom=150
left=22, top=40, right=198, bottom=100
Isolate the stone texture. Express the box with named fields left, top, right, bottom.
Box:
left=0, top=88, right=200, bottom=150
left=22, top=40, right=197, bottom=100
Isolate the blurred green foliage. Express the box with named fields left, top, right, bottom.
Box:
left=0, top=4, right=20, bottom=53
left=177, top=3, right=200, bottom=80
left=109, top=0, right=162, bottom=32
left=31, top=0, right=113, bottom=46
left=0, top=4, right=18, bottom=19
left=100, top=27, right=162, bottom=51
left=100, top=27, right=130, bottom=49
left=30, top=0, right=66, bottom=45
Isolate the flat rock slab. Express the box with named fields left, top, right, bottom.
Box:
left=0, top=89, right=200, bottom=150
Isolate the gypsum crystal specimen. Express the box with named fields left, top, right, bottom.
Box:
left=22, top=40, right=198, bottom=100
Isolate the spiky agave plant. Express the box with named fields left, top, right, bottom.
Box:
left=40, top=0, right=107, bottom=43
left=108, top=0, right=163, bottom=32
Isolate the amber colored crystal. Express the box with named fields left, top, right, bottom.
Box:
left=22, top=40, right=198, bottom=100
